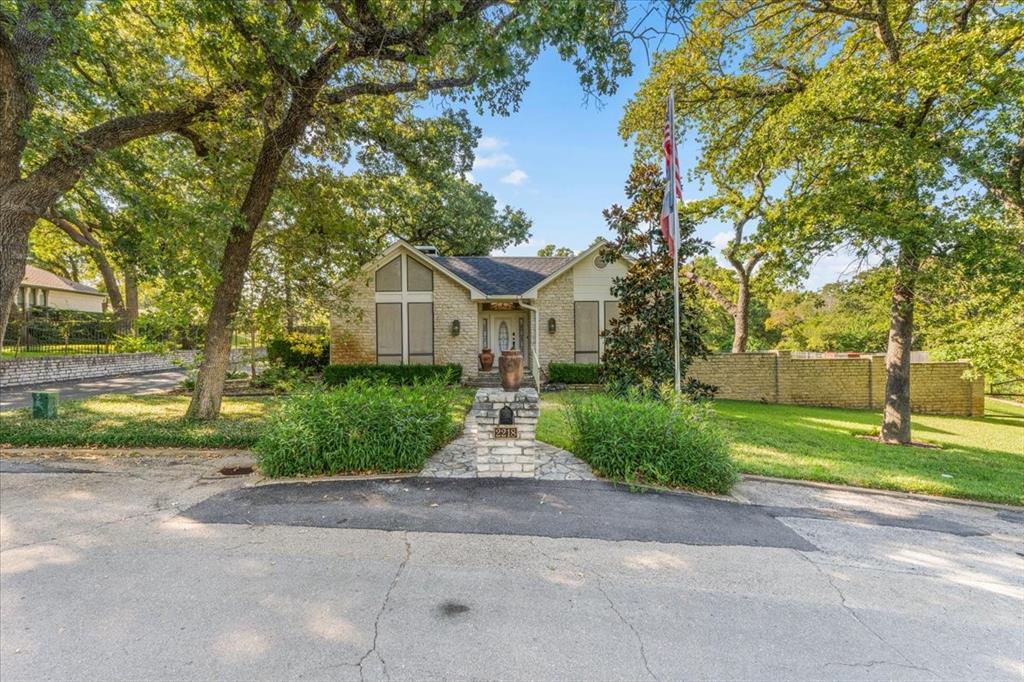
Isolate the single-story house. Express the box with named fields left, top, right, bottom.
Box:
left=16, top=265, right=108, bottom=313
left=330, top=239, right=630, bottom=382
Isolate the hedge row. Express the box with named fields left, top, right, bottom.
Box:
left=548, top=362, right=602, bottom=384
left=323, top=363, right=462, bottom=386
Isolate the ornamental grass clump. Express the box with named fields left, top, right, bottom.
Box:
left=255, top=379, right=459, bottom=477
left=565, top=392, right=736, bottom=494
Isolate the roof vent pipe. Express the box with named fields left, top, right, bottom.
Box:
left=415, top=245, right=440, bottom=256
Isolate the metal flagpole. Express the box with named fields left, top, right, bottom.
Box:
left=669, top=90, right=681, bottom=394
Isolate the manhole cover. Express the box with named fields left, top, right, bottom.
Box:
left=219, top=465, right=254, bottom=476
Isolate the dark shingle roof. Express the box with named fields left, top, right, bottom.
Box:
left=430, top=256, right=574, bottom=296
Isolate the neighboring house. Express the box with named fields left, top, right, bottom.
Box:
left=330, top=239, right=629, bottom=382
left=16, top=265, right=108, bottom=314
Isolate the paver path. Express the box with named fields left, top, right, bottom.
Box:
left=421, top=414, right=596, bottom=480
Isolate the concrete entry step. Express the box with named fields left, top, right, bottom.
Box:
left=464, top=371, right=535, bottom=388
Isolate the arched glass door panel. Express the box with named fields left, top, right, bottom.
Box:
left=498, top=321, right=510, bottom=351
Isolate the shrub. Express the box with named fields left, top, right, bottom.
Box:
left=255, top=380, right=459, bottom=477
left=266, top=332, right=330, bottom=369
left=250, top=365, right=311, bottom=392
left=323, top=363, right=462, bottom=386
left=565, top=391, right=736, bottom=494
left=548, top=362, right=602, bottom=384
left=112, top=333, right=172, bottom=354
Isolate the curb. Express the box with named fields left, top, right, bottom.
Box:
left=247, top=471, right=422, bottom=486
left=740, top=474, right=1023, bottom=512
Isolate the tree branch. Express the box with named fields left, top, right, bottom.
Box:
left=681, top=268, right=740, bottom=316
left=322, top=73, right=476, bottom=105
left=14, top=97, right=220, bottom=218
left=174, top=127, right=210, bottom=157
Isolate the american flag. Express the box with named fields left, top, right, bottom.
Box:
left=660, top=91, right=682, bottom=254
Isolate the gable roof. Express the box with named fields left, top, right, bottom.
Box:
left=21, top=265, right=106, bottom=297
left=429, top=256, right=574, bottom=296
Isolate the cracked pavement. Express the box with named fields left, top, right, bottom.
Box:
left=1, top=454, right=1021, bottom=681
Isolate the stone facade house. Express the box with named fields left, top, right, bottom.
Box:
left=329, top=239, right=630, bottom=383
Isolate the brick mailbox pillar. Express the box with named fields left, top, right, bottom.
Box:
left=471, top=387, right=540, bottom=477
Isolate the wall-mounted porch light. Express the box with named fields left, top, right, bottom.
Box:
left=451, top=319, right=461, bottom=336
left=547, top=317, right=557, bottom=335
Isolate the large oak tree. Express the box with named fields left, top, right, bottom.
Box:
left=624, top=0, right=1022, bottom=444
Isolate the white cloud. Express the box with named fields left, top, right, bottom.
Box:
left=711, top=231, right=732, bottom=250
left=477, top=136, right=506, bottom=151
left=474, top=152, right=515, bottom=170
left=463, top=170, right=476, bottom=184
left=500, top=169, right=529, bottom=186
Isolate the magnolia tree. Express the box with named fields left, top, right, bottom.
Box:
left=601, top=164, right=711, bottom=396
left=624, top=0, right=1023, bottom=444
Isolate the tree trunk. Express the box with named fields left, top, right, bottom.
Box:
left=284, top=269, right=295, bottom=333
left=124, top=267, right=139, bottom=328
left=880, top=243, right=919, bottom=445
left=185, top=46, right=337, bottom=420
left=91, top=247, right=125, bottom=316
left=731, top=275, right=750, bottom=353
left=0, top=212, right=33, bottom=350
left=185, top=224, right=258, bottom=420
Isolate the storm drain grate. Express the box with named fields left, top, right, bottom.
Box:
left=219, top=465, right=254, bottom=476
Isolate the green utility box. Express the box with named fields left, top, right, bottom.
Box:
left=31, top=391, right=59, bottom=419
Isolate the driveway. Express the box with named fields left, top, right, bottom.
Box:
left=0, top=369, right=185, bottom=411
left=1, top=454, right=1021, bottom=681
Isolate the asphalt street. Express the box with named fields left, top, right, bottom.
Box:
left=0, top=370, right=186, bottom=411
left=1, top=454, right=1022, bottom=681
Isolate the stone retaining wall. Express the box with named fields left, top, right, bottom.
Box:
left=0, top=348, right=265, bottom=388
left=687, top=351, right=984, bottom=416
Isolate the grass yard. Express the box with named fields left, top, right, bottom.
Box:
left=0, top=388, right=475, bottom=451
left=1, top=344, right=113, bottom=359
left=539, top=393, right=1024, bottom=505
left=0, top=394, right=277, bottom=448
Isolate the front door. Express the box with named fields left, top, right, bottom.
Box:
left=488, top=313, right=528, bottom=364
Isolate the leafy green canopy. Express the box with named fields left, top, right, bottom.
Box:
left=622, top=0, right=1022, bottom=383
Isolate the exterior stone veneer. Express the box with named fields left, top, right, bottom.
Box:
left=432, top=274, right=478, bottom=374
left=534, top=269, right=574, bottom=377
left=471, top=387, right=540, bottom=478
left=329, top=276, right=376, bottom=366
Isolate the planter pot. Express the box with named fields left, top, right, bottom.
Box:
left=479, top=349, right=494, bottom=372
left=498, top=349, right=524, bottom=391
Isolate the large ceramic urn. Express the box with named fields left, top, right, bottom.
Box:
left=498, top=348, right=524, bottom=391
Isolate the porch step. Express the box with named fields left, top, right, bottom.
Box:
left=464, top=371, right=535, bottom=388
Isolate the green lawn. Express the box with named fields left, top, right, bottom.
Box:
left=0, top=388, right=475, bottom=451
left=0, top=394, right=277, bottom=448
left=3, top=389, right=1020, bottom=504
left=1, top=344, right=112, bottom=359
left=539, top=393, right=1024, bottom=505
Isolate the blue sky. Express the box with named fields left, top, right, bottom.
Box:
left=436, top=48, right=861, bottom=290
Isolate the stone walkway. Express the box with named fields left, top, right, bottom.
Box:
left=420, top=415, right=597, bottom=481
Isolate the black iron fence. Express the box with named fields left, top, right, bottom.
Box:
left=1, top=308, right=205, bottom=357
